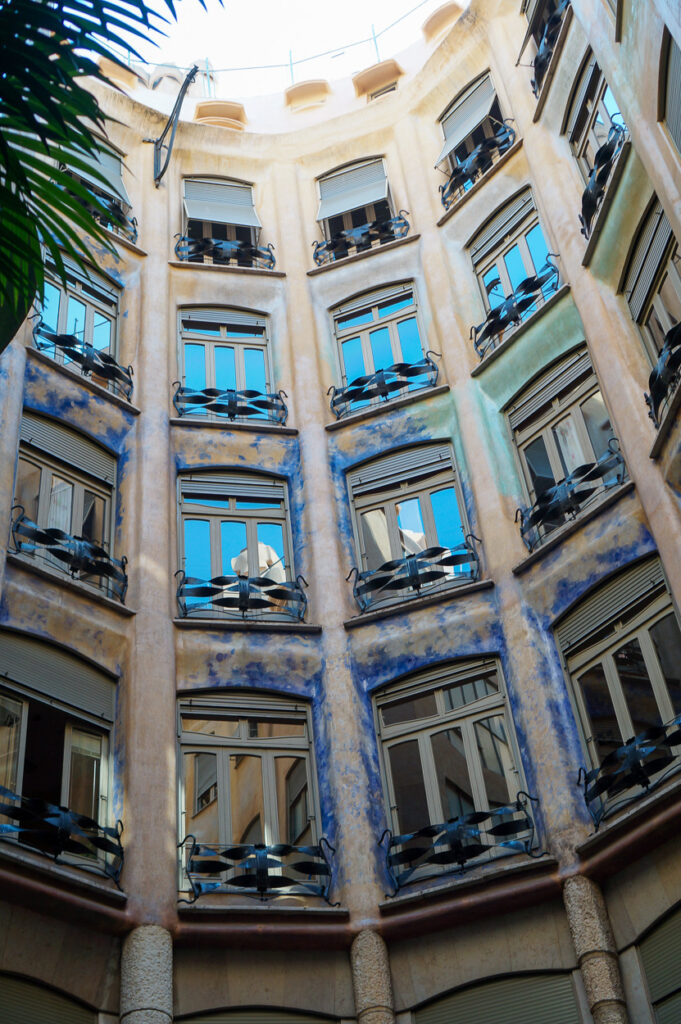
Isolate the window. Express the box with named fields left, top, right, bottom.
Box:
left=369, top=82, right=397, bottom=101
left=182, top=178, right=262, bottom=266
left=662, top=30, right=681, bottom=158
left=520, top=0, right=570, bottom=99
left=0, top=975, right=97, bottom=1024
left=414, top=973, right=581, bottom=1024
left=566, top=54, right=624, bottom=184
left=316, top=158, right=397, bottom=255
left=63, top=138, right=134, bottom=240
left=639, top=905, right=681, bottom=1024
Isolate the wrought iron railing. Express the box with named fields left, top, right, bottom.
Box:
left=470, top=256, right=559, bottom=360
left=172, top=381, right=288, bottom=424
left=11, top=507, right=129, bottom=603
left=439, top=121, right=516, bottom=211
left=380, top=793, right=540, bottom=894
left=347, top=537, right=480, bottom=613
left=178, top=835, right=336, bottom=904
left=175, top=569, right=308, bottom=621
left=0, top=783, right=124, bottom=886
left=71, top=182, right=138, bottom=245
left=174, top=234, right=276, bottom=270
left=579, top=123, right=627, bottom=240
left=531, top=0, right=570, bottom=98
left=312, top=211, right=410, bottom=266
left=578, top=713, right=681, bottom=830
left=328, top=352, right=439, bottom=420
left=32, top=317, right=134, bottom=401
left=515, top=441, right=626, bottom=552
left=645, top=322, right=681, bottom=430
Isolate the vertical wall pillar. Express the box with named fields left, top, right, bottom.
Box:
left=0, top=340, right=26, bottom=587
left=351, top=930, right=395, bottom=1024
left=120, top=925, right=173, bottom=1024
left=563, top=876, right=629, bottom=1024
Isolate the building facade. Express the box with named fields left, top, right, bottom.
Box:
left=1, top=0, right=681, bottom=1021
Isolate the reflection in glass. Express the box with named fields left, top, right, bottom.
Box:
left=341, top=336, right=366, bottom=384
left=389, top=739, right=428, bottom=834
left=81, top=490, right=105, bottom=544
left=42, top=282, right=61, bottom=332
left=580, top=664, right=621, bottom=762
left=475, top=716, right=513, bottom=807
left=92, top=313, right=111, bottom=353
left=553, top=416, right=585, bottom=477
left=650, top=614, right=681, bottom=715
left=614, top=638, right=662, bottom=736
left=430, top=487, right=464, bottom=552
left=397, top=317, right=422, bottom=366
left=369, top=327, right=393, bottom=372
left=244, top=347, right=267, bottom=395
left=443, top=673, right=499, bottom=712
left=0, top=693, right=23, bottom=792
left=184, top=519, right=212, bottom=581
left=431, top=727, right=474, bottom=820
left=230, top=753, right=265, bottom=843
left=182, top=717, right=240, bottom=738
left=66, top=297, right=86, bottom=342
left=257, top=522, right=286, bottom=582
left=184, top=751, right=219, bottom=844
left=48, top=477, right=73, bottom=533
left=503, top=243, right=527, bottom=293
left=526, top=224, right=554, bottom=298
left=279, top=756, right=310, bottom=844
left=524, top=436, right=556, bottom=497
left=214, top=346, right=237, bottom=391
left=222, top=520, right=248, bottom=576
left=68, top=730, right=102, bottom=820
left=381, top=691, right=437, bottom=727
left=14, top=459, right=41, bottom=523
left=378, top=297, right=413, bottom=318
left=397, top=498, right=426, bottom=556
left=483, top=264, right=506, bottom=309
left=185, top=344, right=207, bottom=390
left=362, top=509, right=391, bottom=570
left=582, top=391, right=612, bottom=462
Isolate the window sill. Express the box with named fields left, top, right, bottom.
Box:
left=650, top=377, right=681, bottom=460
left=173, top=617, right=321, bottom=634
left=343, top=579, right=494, bottom=629
left=0, top=838, right=126, bottom=907
left=175, top=902, right=350, bottom=947
left=325, top=384, right=450, bottom=432
left=27, top=348, right=140, bottom=415
left=169, top=416, right=298, bottom=436
left=436, top=140, right=524, bottom=228
left=581, top=140, right=632, bottom=268
left=6, top=553, right=135, bottom=616
left=470, top=283, right=571, bottom=377
left=168, top=260, right=286, bottom=279
left=532, top=4, right=574, bottom=123
left=307, top=233, right=420, bottom=276
left=511, top=480, right=635, bottom=576
left=104, top=227, right=147, bottom=257
left=177, top=900, right=348, bottom=920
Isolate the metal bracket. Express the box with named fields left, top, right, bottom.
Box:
left=148, top=66, right=199, bottom=187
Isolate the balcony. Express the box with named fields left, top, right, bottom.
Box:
left=439, top=121, right=516, bottom=212
left=312, top=210, right=410, bottom=266
left=174, top=234, right=276, bottom=270
left=470, top=256, right=560, bottom=360
left=32, top=317, right=134, bottom=402
left=579, top=123, right=627, bottom=240
left=11, top=507, right=129, bottom=602
left=86, top=194, right=138, bottom=245
left=578, top=713, right=681, bottom=829
left=531, top=0, right=570, bottom=99
left=0, top=783, right=124, bottom=886
left=173, top=382, right=288, bottom=425
left=645, top=322, right=681, bottom=430
left=328, top=352, right=439, bottom=420
left=515, top=441, right=626, bottom=552
left=179, top=835, right=336, bottom=903
left=379, top=793, right=540, bottom=894
left=347, top=537, right=480, bottom=613
left=175, top=569, right=308, bottom=621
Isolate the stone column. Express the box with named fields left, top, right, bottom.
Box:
left=120, top=925, right=173, bottom=1024
left=351, top=930, right=395, bottom=1024
left=563, top=876, right=629, bottom=1024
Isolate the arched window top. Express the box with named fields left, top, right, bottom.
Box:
left=466, top=185, right=534, bottom=264
left=661, top=29, right=681, bottom=155
left=621, top=197, right=676, bottom=323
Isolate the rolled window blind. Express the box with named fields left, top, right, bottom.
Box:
left=348, top=443, right=453, bottom=496
left=184, top=179, right=261, bottom=228
left=415, top=972, right=580, bottom=1024
left=469, top=188, right=535, bottom=266
left=436, top=73, right=497, bottom=166
left=20, top=412, right=116, bottom=485
left=317, top=159, right=388, bottom=221
left=0, top=974, right=96, bottom=1024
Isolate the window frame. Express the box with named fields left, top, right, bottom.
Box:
left=38, top=261, right=119, bottom=366
left=640, top=241, right=681, bottom=361
left=316, top=158, right=394, bottom=243
left=567, top=56, right=624, bottom=185
left=182, top=177, right=260, bottom=265
left=437, top=72, right=513, bottom=199
left=475, top=205, right=556, bottom=321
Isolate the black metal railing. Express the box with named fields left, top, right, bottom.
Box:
left=645, top=322, right=681, bottom=430
left=0, top=784, right=124, bottom=887
left=470, top=256, right=560, bottom=360
left=172, top=381, right=288, bottom=424
left=312, top=211, right=410, bottom=266
left=439, top=121, right=516, bottom=211
left=32, top=317, right=134, bottom=401
left=71, top=183, right=138, bottom=245
left=11, top=507, right=128, bottom=603
left=380, top=793, right=540, bottom=894
left=175, top=569, right=308, bottom=621
left=515, top=440, right=626, bottom=552
left=578, top=713, right=681, bottom=830
left=579, top=123, right=627, bottom=240
left=328, top=352, right=439, bottom=420
left=347, top=537, right=480, bottom=613
left=178, top=835, right=336, bottom=904
left=174, top=234, right=276, bottom=270
left=531, top=0, right=570, bottom=98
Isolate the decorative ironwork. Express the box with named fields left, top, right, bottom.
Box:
left=578, top=713, right=681, bottom=830
left=179, top=835, right=337, bottom=904
left=579, top=123, right=626, bottom=239
left=470, top=256, right=560, bottom=360
left=172, top=381, right=288, bottom=424
left=531, top=0, right=570, bottom=98
left=439, top=121, right=516, bottom=211
left=328, top=352, right=440, bottom=420
left=312, top=211, right=410, bottom=266
left=175, top=569, right=308, bottom=621
left=0, top=783, right=124, bottom=887
left=347, top=537, right=480, bottom=613
left=380, top=793, right=540, bottom=894
left=77, top=190, right=138, bottom=244
left=11, top=507, right=129, bottom=603
left=150, top=65, right=199, bottom=186
left=645, top=322, right=681, bottom=429
left=32, top=317, right=134, bottom=401
left=174, top=234, right=276, bottom=270
left=515, top=440, right=626, bottom=552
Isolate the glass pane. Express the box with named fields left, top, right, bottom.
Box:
left=184, top=344, right=206, bottom=390
left=614, top=638, right=663, bottom=737
left=235, top=499, right=281, bottom=509
left=430, top=487, right=465, bottom=552
left=475, top=715, right=513, bottom=808
left=443, top=672, right=499, bottom=711
left=81, top=490, right=105, bottom=544
left=14, top=458, right=41, bottom=522
left=658, top=271, right=681, bottom=326
left=42, top=282, right=61, bottom=332
left=182, top=717, right=240, bottom=738
left=341, top=336, right=366, bottom=383
left=396, top=317, right=422, bottom=365
left=503, top=243, right=528, bottom=292
left=650, top=614, right=681, bottom=715
left=277, top=756, right=310, bottom=844
left=397, top=497, right=427, bottom=556
left=602, top=85, right=619, bottom=122
left=524, top=436, right=556, bottom=497
left=243, top=347, right=267, bottom=395
left=381, top=691, right=437, bottom=728
left=91, top=313, right=111, bottom=353
left=256, top=522, right=286, bottom=582
left=337, top=310, right=373, bottom=331
left=431, top=727, right=475, bottom=820
left=229, top=753, right=265, bottom=844
left=644, top=306, right=669, bottom=353
left=214, top=346, right=237, bottom=391
left=184, top=496, right=231, bottom=509
left=181, top=318, right=221, bottom=336
left=361, top=508, right=392, bottom=570
left=483, top=263, right=506, bottom=308
left=579, top=664, right=622, bottom=762
left=582, top=391, right=613, bottom=462
left=48, top=476, right=73, bottom=533
left=184, top=751, right=219, bottom=843
left=224, top=324, right=264, bottom=339
left=68, top=729, right=102, bottom=820
left=526, top=224, right=556, bottom=299
left=183, top=519, right=212, bottom=580
left=246, top=718, right=306, bottom=738
left=221, top=520, right=248, bottom=577
left=369, top=326, right=393, bottom=371
left=0, top=693, right=23, bottom=792
left=378, top=296, right=413, bottom=318
left=553, top=415, right=588, bottom=476
left=388, top=739, right=429, bottom=833
left=66, top=296, right=86, bottom=343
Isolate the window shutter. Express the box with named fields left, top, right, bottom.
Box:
left=184, top=179, right=262, bottom=228
left=436, top=74, right=497, bottom=166
left=334, top=283, right=413, bottom=320
left=316, top=159, right=388, bottom=221
left=181, top=694, right=309, bottom=718
left=180, top=308, right=267, bottom=331
left=415, top=973, right=579, bottom=1024
left=469, top=188, right=535, bottom=267
left=0, top=977, right=96, bottom=1024
left=623, top=200, right=675, bottom=322
left=63, top=142, right=131, bottom=207
left=20, top=412, right=116, bottom=484
left=348, top=443, right=453, bottom=496
left=0, top=631, right=116, bottom=722
left=507, top=348, right=593, bottom=430
left=554, top=557, right=667, bottom=655
left=566, top=57, right=597, bottom=140
left=665, top=35, right=681, bottom=156
left=181, top=474, right=286, bottom=502
left=639, top=907, right=681, bottom=1007
left=182, top=1013, right=335, bottom=1024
